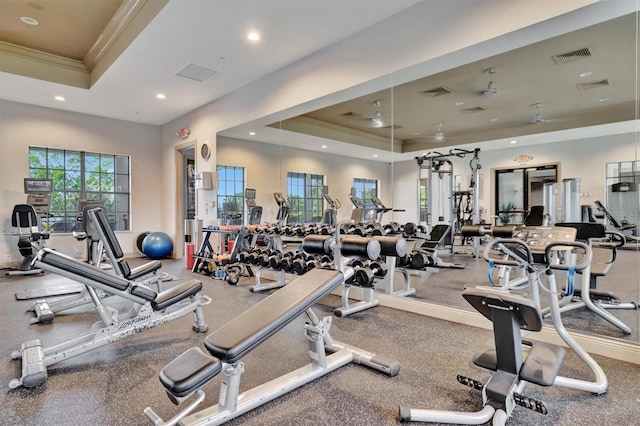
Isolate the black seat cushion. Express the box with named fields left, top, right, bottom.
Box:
left=159, top=347, right=222, bottom=398
left=151, top=279, right=202, bottom=310
left=519, top=341, right=565, bottom=386
left=204, top=268, right=343, bottom=363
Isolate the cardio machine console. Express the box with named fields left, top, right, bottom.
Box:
left=513, top=226, right=576, bottom=253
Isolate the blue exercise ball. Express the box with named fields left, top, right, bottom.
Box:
left=142, top=232, right=173, bottom=259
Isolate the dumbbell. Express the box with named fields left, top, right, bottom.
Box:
left=371, top=222, right=400, bottom=236
left=410, top=252, right=435, bottom=269
left=306, top=255, right=334, bottom=271
left=353, top=260, right=388, bottom=287
left=255, top=249, right=279, bottom=267
left=318, top=224, right=333, bottom=235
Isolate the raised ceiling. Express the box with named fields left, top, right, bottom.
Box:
left=278, top=13, right=637, bottom=154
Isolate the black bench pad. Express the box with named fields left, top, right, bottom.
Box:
left=39, top=249, right=130, bottom=291
left=120, top=259, right=163, bottom=280
left=205, top=268, right=343, bottom=363
left=519, top=341, right=565, bottom=386
left=159, top=347, right=221, bottom=398
left=150, top=280, right=202, bottom=310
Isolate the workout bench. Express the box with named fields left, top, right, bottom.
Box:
left=9, top=248, right=210, bottom=389
left=144, top=243, right=400, bottom=425
left=27, top=206, right=176, bottom=325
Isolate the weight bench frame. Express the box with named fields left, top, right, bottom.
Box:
left=9, top=248, right=211, bottom=389
left=27, top=206, right=176, bottom=324
left=144, top=267, right=400, bottom=426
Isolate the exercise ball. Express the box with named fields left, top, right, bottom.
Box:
left=142, top=232, right=173, bottom=259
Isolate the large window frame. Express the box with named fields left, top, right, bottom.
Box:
left=28, top=147, right=130, bottom=233
left=216, top=165, right=245, bottom=222
left=287, top=172, right=324, bottom=223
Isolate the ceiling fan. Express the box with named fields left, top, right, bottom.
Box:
left=426, top=122, right=453, bottom=142
left=357, top=100, right=390, bottom=128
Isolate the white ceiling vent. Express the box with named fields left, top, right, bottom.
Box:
left=421, top=86, right=453, bottom=97
left=176, top=63, right=219, bottom=82
left=551, top=47, right=591, bottom=64
left=576, top=78, right=609, bottom=90
left=460, top=106, right=486, bottom=114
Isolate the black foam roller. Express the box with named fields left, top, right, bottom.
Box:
left=373, top=236, right=407, bottom=257
left=340, top=237, right=381, bottom=260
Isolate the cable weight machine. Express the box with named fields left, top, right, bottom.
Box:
left=415, top=148, right=481, bottom=256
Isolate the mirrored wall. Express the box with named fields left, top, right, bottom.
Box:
left=216, top=9, right=639, bottom=347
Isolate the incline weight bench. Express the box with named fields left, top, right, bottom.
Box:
left=27, top=206, right=175, bottom=324
left=9, top=248, right=211, bottom=389
left=410, top=224, right=465, bottom=270
left=144, top=241, right=400, bottom=426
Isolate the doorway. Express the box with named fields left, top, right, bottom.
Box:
left=175, top=141, right=196, bottom=259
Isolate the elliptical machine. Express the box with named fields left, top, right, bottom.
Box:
left=400, top=232, right=607, bottom=425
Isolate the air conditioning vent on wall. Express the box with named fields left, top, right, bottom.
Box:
left=551, top=47, right=591, bottom=64
left=176, top=63, right=219, bottom=82
left=421, top=86, right=453, bottom=97
left=576, top=78, right=609, bottom=90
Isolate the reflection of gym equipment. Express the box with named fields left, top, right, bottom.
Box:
left=551, top=222, right=636, bottom=334
left=222, top=201, right=242, bottom=226
left=273, top=192, right=290, bottom=226
left=401, top=238, right=607, bottom=424
left=348, top=193, right=366, bottom=223
left=9, top=247, right=211, bottom=389
left=322, top=187, right=341, bottom=227
left=244, top=188, right=263, bottom=225
left=370, top=196, right=405, bottom=223
left=416, top=148, right=481, bottom=256
left=593, top=199, right=638, bottom=241
left=144, top=238, right=399, bottom=426
left=410, top=224, right=465, bottom=270
left=6, top=204, right=50, bottom=277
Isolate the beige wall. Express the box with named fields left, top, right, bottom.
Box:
left=0, top=100, right=162, bottom=263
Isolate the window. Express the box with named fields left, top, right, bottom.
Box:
left=217, top=165, right=245, bottom=221
left=29, top=147, right=130, bottom=232
left=353, top=178, right=378, bottom=221
left=287, top=172, right=324, bottom=223
left=605, top=160, right=640, bottom=224
left=419, top=177, right=428, bottom=222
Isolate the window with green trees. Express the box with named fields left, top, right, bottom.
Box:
left=287, top=172, right=324, bottom=223
left=216, top=165, right=245, bottom=222
left=28, top=147, right=131, bottom=233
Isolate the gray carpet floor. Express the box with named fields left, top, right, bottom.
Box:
left=1, top=257, right=639, bottom=425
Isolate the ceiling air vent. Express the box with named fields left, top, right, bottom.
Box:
left=551, top=47, right=591, bottom=64
left=176, top=63, right=219, bottom=82
left=421, top=86, right=453, bottom=97
left=340, top=112, right=362, bottom=118
left=460, top=106, right=486, bottom=114
left=576, top=78, right=609, bottom=90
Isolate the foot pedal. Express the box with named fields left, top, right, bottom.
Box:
left=9, top=339, right=47, bottom=389
left=457, top=374, right=484, bottom=390
left=513, top=392, right=548, bottom=414
left=30, top=299, right=54, bottom=324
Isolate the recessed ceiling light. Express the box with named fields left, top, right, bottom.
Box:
left=249, top=131, right=256, bottom=136
left=321, top=144, right=327, bottom=149
left=455, top=101, right=464, bottom=106
left=579, top=71, right=592, bottom=77
left=490, top=118, right=499, bottom=122
left=373, top=154, right=378, bottom=158
left=20, top=16, right=39, bottom=26
left=421, top=152, right=428, bottom=156
left=510, top=140, right=517, bottom=144
left=156, top=93, right=166, bottom=99
left=247, top=32, right=260, bottom=41
left=598, top=98, right=609, bottom=102
left=54, top=95, right=65, bottom=102
left=413, top=133, right=420, bottom=136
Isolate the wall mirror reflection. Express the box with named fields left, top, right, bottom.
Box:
left=218, top=7, right=638, bottom=348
